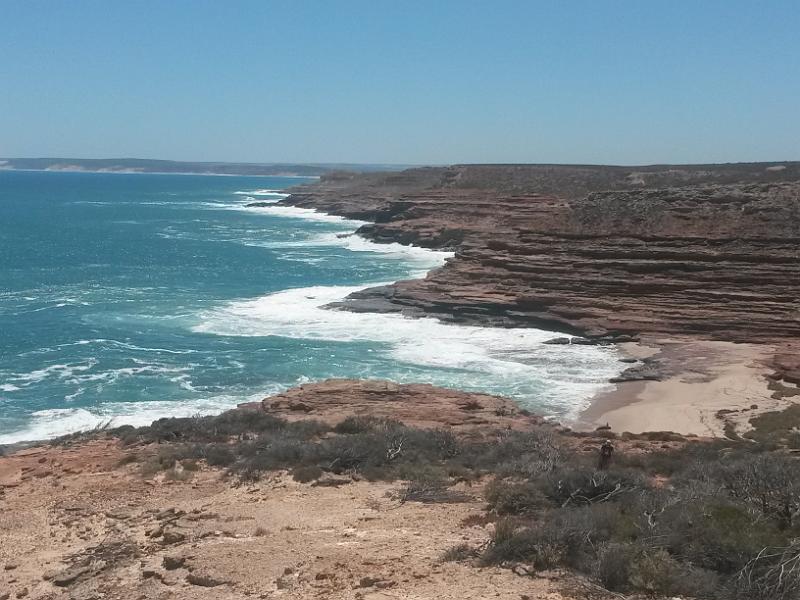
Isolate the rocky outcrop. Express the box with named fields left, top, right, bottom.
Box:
left=239, top=379, right=537, bottom=433
left=278, top=163, right=800, bottom=343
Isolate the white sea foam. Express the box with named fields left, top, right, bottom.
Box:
left=0, top=390, right=283, bottom=445
left=310, top=233, right=453, bottom=269
left=192, top=285, right=621, bottom=414
left=224, top=194, right=451, bottom=269
left=6, top=359, right=192, bottom=391
left=190, top=200, right=619, bottom=413
left=1, top=190, right=620, bottom=445
left=237, top=204, right=367, bottom=225
left=69, top=338, right=198, bottom=355
left=234, top=189, right=291, bottom=198
left=9, top=362, right=97, bottom=386
left=243, top=232, right=452, bottom=272
left=0, top=384, right=20, bottom=392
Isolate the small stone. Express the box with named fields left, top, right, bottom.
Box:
left=186, top=571, right=227, bottom=587
left=156, top=508, right=185, bottom=520
left=105, top=508, right=132, bottom=520
left=163, top=555, right=186, bottom=570
left=543, top=337, right=571, bottom=345
left=145, top=526, right=163, bottom=538
left=15, top=589, right=28, bottom=599
left=161, top=530, right=187, bottom=545
left=52, top=566, right=91, bottom=587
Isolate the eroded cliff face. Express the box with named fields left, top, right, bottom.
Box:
left=278, top=163, right=800, bottom=345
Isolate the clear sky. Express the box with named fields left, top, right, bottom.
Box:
left=1, top=0, right=798, bottom=165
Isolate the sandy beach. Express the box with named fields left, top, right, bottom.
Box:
left=579, top=338, right=796, bottom=437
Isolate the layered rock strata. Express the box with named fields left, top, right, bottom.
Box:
left=271, top=163, right=800, bottom=347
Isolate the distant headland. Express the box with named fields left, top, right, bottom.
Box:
left=0, top=157, right=413, bottom=177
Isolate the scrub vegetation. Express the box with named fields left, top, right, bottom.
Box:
left=84, top=404, right=800, bottom=599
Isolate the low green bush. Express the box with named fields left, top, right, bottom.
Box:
left=485, top=480, right=546, bottom=515
left=94, top=404, right=800, bottom=600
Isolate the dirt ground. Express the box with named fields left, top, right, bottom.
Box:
left=0, top=440, right=568, bottom=600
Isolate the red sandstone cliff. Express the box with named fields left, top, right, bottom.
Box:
left=270, top=163, right=799, bottom=346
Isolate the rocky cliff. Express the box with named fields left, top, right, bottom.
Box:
left=276, top=163, right=800, bottom=347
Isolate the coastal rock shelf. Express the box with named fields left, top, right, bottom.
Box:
left=239, top=379, right=536, bottom=434
left=279, top=164, right=800, bottom=344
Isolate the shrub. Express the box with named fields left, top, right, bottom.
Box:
left=718, top=454, right=800, bottom=530
left=594, top=542, right=636, bottom=591
left=292, top=465, right=323, bottom=483
left=725, top=542, right=800, bottom=600
left=235, top=437, right=319, bottom=475
left=628, top=547, right=682, bottom=594
left=481, top=518, right=564, bottom=569
left=541, top=466, right=646, bottom=507
left=460, top=400, right=482, bottom=411
left=180, top=459, right=200, bottom=471
left=131, top=409, right=299, bottom=443
left=464, top=429, right=563, bottom=476
left=140, top=459, right=162, bottom=478
left=485, top=480, right=546, bottom=515
left=333, top=416, right=401, bottom=434
left=657, top=499, right=783, bottom=573
left=203, top=444, right=237, bottom=467
left=595, top=542, right=719, bottom=597
left=746, top=405, right=800, bottom=447
left=319, top=433, right=387, bottom=473
left=393, top=477, right=471, bottom=504
left=441, top=543, right=478, bottom=562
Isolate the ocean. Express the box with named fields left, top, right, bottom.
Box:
left=0, top=170, right=621, bottom=444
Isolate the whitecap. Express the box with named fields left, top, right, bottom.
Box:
left=307, top=233, right=453, bottom=271
left=233, top=189, right=291, bottom=198
left=9, top=362, right=97, bottom=386
left=192, top=285, right=621, bottom=416
left=236, top=204, right=366, bottom=226
left=0, top=390, right=282, bottom=445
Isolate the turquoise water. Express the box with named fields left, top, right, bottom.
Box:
left=0, top=170, right=620, bottom=443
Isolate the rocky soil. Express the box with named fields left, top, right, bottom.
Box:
left=1, top=441, right=567, bottom=600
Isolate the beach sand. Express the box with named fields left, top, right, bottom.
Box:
left=580, top=338, right=794, bottom=437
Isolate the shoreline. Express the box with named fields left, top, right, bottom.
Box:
left=576, top=337, right=795, bottom=437
left=275, top=168, right=800, bottom=439
left=2, top=187, right=614, bottom=446
left=5, top=163, right=798, bottom=444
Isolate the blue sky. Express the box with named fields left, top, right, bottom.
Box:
left=1, top=0, right=798, bottom=164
